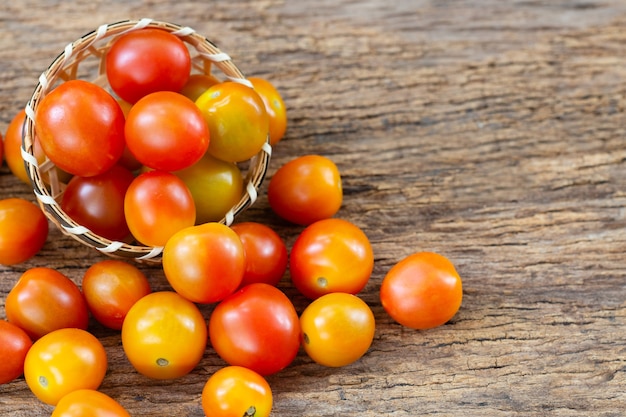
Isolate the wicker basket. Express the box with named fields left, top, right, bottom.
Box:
left=22, top=18, right=272, bottom=263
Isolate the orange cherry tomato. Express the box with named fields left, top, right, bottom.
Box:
left=289, top=218, right=374, bottom=299
left=380, top=252, right=463, bottom=330
left=52, top=389, right=130, bottom=417
left=267, top=155, right=342, bottom=226
left=163, top=222, right=245, bottom=303
left=231, top=222, right=288, bottom=288
left=82, top=260, right=152, bottom=330
left=24, top=328, right=108, bottom=405
left=196, top=81, right=269, bottom=163
left=0, top=198, right=48, bottom=265
left=300, top=293, right=375, bottom=367
left=0, top=319, right=33, bottom=385
left=249, top=77, right=287, bottom=145
left=5, top=267, right=89, bottom=340
left=121, top=291, right=207, bottom=380
left=201, top=366, right=272, bottom=417
left=180, top=73, right=220, bottom=102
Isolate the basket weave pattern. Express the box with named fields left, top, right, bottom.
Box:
left=22, top=18, right=272, bottom=263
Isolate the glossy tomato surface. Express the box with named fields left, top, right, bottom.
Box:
left=0, top=198, right=48, bottom=265
left=121, top=291, right=207, bottom=380
left=163, top=222, right=245, bottom=303
left=34, top=79, right=126, bottom=177
left=24, top=328, right=107, bottom=405
left=0, top=320, right=33, bottom=385
left=209, top=283, right=300, bottom=376
left=201, top=366, right=272, bottom=417
left=249, top=77, right=287, bottom=145
left=5, top=267, right=89, bottom=340
left=267, top=154, right=342, bottom=225
left=179, top=73, right=220, bottom=102
left=51, top=389, right=131, bottom=417
left=106, top=28, right=191, bottom=104
left=289, top=218, right=374, bottom=299
left=380, top=252, right=463, bottom=330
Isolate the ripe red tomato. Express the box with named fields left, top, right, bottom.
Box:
left=61, top=165, right=135, bottom=241
left=289, top=218, right=374, bottom=299
left=209, top=283, right=300, bottom=376
left=231, top=222, right=288, bottom=288
left=0, top=320, right=32, bottom=385
left=82, top=259, right=152, bottom=330
left=106, top=28, right=191, bottom=104
left=0, top=198, right=48, bottom=265
left=124, top=170, right=196, bottom=246
left=249, top=77, right=287, bottom=145
left=201, top=366, right=272, bottom=417
left=380, top=252, right=463, bottom=330
left=196, top=81, right=269, bottom=163
left=163, top=222, right=245, bottom=303
left=300, top=293, right=375, bottom=367
left=52, top=389, right=131, bottom=417
left=125, top=91, right=209, bottom=171
left=24, top=328, right=107, bottom=405
left=5, top=267, right=89, bottom=340
left=180, top=73, right=220, bottom=102
left=267, top=155, right=342, bottom=225
left=121, top=291, right=207, bottom=380
left=34, top=79, right=126, bottom=177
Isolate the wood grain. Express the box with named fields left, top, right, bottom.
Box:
left=1, top=1, right=626, bottom=416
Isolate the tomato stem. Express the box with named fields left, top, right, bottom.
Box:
left=243, top=405, right=256, bottom=416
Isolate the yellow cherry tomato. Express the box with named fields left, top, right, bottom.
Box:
left=249, top=77, right=287, bottom=145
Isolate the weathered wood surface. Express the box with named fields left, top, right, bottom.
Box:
left=2, top=1, right=626, bottom=416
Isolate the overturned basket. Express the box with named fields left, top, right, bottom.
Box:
left=22, top=18, right=272, bottom=263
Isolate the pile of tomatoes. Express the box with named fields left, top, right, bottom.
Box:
left=0, top=26, right=463, bottom=417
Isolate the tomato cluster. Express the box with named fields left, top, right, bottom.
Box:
left=1, top=24, right=463, bottom=417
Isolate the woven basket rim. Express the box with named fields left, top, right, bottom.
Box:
left=22, top=18, right=271, bottom=264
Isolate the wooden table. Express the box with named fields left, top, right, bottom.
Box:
left=2, top=1, right=626, bottom=415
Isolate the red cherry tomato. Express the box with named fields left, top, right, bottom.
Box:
left=82, top=260, right=152, bottom=330
left=34, top=79, right=126, bottom=177
left=209, top=283, right=300, bottom=376
left=289, top=218, right=374, bottom=299
left=268, top=155, right=342, bottom=225
left=0, top=320, right=33, bottom=385
left=124, top=170, right=196, bottom=247
left=61, top=165, right=135, bottom=241
left=52, top=389, right=131, bottom=417
left=106, top=28, right=191, bottom=104
left=380, top=252, right=463, bottom=330
left=0, top=198, right=48, bottom=265
left=231, top=222, right=288, bottom=288
left=125, top=91, right=209, bottom=171
left=5, top=267, right=89, bottom=340
left=163, top=222, right=245, bottom=303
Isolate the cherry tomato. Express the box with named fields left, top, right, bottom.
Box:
left=5, top=267, right=89, bottom=340
left=82, top=260, right=151, bottom=330
left=61, top=165, right=134, bottom=241
left=249, top=77, right=287, bottom=145
left=4, top=110, right=33, bottom=184
left=106, top=28, right=191, bottom=104
left=180, top=73, right=220, bottom=102
left=24, top=328, right=107, bottom=405
left=52, top=389, right=130, bottom=417
left=173, top=153, right=243, bottom=224
left=34, top=79, right=126, bottom=177
left=122, top=291, right=207, bottom=380
left=209, top=283, right=300, bottom=376
left=196, top=81, right=269, bottom=163
left=125, top=91, right=209, bottom=171
left=380, top=252, right=463, bottom=330
left=163, top=222, right=245, bottom=303
left=268, top=155, right=342, bottom=225
left=289, top=218, right=374, bottom=299
left=0, top=198, right=48, bottom=265
left=0, top=320, right=32, bottom=385
left=124, top=170, right=196, bottom=246
left=201, top=366, right=272, bottom=417
left=231, top=222, right=288, bottom=288
left=300, top=293, right=375, bottom=367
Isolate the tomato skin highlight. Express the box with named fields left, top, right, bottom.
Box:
left=0, top=320, right=33, bottom=385
left=0, top=198, right=49, bottom=265
left=51, top=389, right=131, bottom=417
left=380, top=252, right=463, bottom=330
